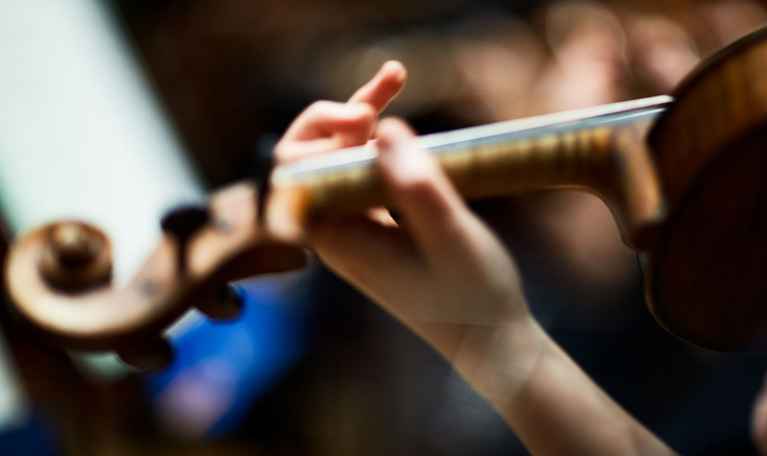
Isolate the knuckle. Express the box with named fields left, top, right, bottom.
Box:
left=356, top=103, right=377, bottom=119
left=306, top=100, right=338, bottom=114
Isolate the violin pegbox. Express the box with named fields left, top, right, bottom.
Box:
left=4, top=181, right=307, bottom=370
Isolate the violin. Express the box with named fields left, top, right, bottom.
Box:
left=7, top=26, right=767, bottom=368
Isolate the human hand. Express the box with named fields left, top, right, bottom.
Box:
left=309, top=119, right=533, bottom=354
left=273, top=63, right=677, bottom=456
left=274, top=61, right=535, bottom=365
left=275, top=60, right=407, bottom=161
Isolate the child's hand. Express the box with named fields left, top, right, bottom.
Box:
left=310, top=118, right=532, bottom=356
left=275, top=60, right=407, bottom=162
left=274, top=61, right=533, bottom=365
left=274, top=61, right=676, bottom=456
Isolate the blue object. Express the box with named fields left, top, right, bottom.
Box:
left=147, top=269, right=314, bottom=439
left=0, top=414, right=59, bottom=456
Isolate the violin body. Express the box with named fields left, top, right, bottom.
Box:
left=646, top=27, right=767, bottom=350
left=7, top=26, right=767, bottom=362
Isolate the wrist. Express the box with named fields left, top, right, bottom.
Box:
left=450, top=314, right=550, bottom=411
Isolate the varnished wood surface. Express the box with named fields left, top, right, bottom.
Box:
left=4, top=183, right=305, bottom=353
left=643, top=26, right=767, bottom=350
left=266, top=97, right=670, bottom=244
left=648, top=129, right=767, bottom=350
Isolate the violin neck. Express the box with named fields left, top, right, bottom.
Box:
left=266, top=95, right=673, bottom=243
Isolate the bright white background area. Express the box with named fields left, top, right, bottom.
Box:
left=0, top=0, right=205, bottom=431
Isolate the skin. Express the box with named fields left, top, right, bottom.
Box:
left=752, top=373, right=767, bottom=454
left=274, top=61, right=677, bottom=456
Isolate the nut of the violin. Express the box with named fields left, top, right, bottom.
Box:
left=40, top=221, right=112, bottom=291
left=117, top=337, right=174, bottom=371
left=196, top=284, right=244, bottom=321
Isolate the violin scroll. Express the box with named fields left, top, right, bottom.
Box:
left=4, top=182, right=306, bottom=369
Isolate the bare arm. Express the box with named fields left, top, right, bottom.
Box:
left=275, top=61, right=677, bottom=456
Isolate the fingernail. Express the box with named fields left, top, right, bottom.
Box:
left=381, top=60, right=407, bottom=81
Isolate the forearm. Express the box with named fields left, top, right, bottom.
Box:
left=443, top=316, right=677, bottom=456
left=277, top=82, right=674, bottom=455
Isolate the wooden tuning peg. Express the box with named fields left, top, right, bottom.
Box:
left=160, top=204, right=210, bottom=273
left=196, top=284, right=245, bottom=321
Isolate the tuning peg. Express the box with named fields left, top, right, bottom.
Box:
left=160, top=204, right=210, bottom=273
left=116, top=337, right=173, bottom=371
left=252, top=138, right=275, bottom=221
left=196, top=284, right=245, bottom=321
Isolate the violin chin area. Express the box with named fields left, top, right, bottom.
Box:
left=647, top=127, right=767, bottom=352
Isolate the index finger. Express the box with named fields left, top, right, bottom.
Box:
left=348, top=60, right=407, bottom=113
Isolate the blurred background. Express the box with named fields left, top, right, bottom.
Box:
left=1, top=0, right=767, bottom=454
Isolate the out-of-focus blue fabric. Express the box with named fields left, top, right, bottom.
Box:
left=146, top=270, right=313, bottom=439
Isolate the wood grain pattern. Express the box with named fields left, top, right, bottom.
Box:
left=265, top=98, right=669, bottom=244
left=640, top=27, right=767, bottom=350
